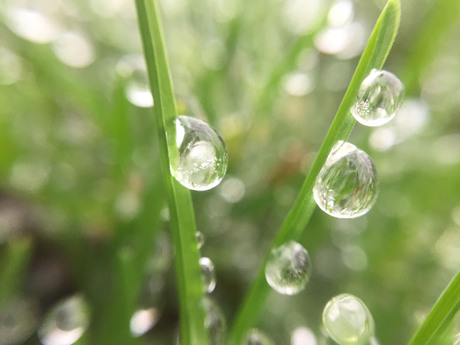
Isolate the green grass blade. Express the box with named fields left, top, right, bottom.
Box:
left=407, top=272, right=460, bottom=345
left=228, top=1, right=400, bottom=343
left=134, top=1, right=210, bottom=345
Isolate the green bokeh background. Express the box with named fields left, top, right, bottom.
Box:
left=0, top=0, right=459, bottom=344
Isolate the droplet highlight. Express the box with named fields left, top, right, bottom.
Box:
left=322, top=293, right=374, bottom=345
left=313, top=141, right=378, bottom=218
left=243, top=329, right=275, bottom=345
left=351, top=69, right=405, bottom=127
left=200, top=257, right=216, bottom=293
left=38, top=295, right=90, bottom=345
left=265, top=241, right=312, bottom=295
left=170, top=116, right=228, bottom=191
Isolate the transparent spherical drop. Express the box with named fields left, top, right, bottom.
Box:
left=38, top=295, right=90, bottom=345
left=322, top=294, right=375, bottom=345
left=200, top=257, right=216, bottom=293
left=196, top=231, right=205, bottom=249
left=244, top=329, right=275, bottom=345
left=351, top=69, right=405, bottom=127
left=313, top=141, right=378, bottom=218
left=170, top=116, right=228, bottom=191
left=202, top=297, right=226, bottom=345
left=265, top=241, right=312, bottom=295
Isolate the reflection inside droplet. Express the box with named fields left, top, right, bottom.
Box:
left=265, top=241, right=312, bottom=295
left=200, top=257, right=216, bottom=294
left=170, top=116, right=228, bottom=191
left=322, top=294, right=374, bottom=345
left=313, top=141, right=379, bottom=219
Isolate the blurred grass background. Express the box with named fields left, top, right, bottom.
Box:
left=0, top=0, right=459, bottom=344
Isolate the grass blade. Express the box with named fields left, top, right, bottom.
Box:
left=228, top=1, right=401, bottom=343
left=134, top=1, right=209, bottom=345
left=407, top=272, right=460, bottom=345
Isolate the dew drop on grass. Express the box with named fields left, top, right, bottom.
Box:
left=265, top=241, right=312, bottom=295
left=170, top=116, right=228, bottom=191
left=313, top=141, right=378, bottom=218
left=322, top=293, right=374, bottom=345
left=196, top=231, right=205, bottom=249
left=351, top=69, right=405, bottom=127
left=200, top=257, right=216, bottom=293
left=202, top=297, right=226, bottom=345
left=243, top=329, right=275, bottom=345
left=38, top=295, right=90, bottom=345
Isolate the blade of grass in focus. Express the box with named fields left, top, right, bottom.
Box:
left=134, top=1, right=210, bottom=345
left=228, top=1, right=401, bottom=343
left=407, top=272, right=460, bottom=345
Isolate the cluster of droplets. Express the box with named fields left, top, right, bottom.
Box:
left=313, top=140, right=378, bottom=219
left=170, top=115, right=228, bottom=191
left=265, top=241, right=312, bottom=295
left=322, top=294, right=375, bottom=345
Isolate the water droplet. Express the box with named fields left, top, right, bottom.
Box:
left=196, top=231, right=205, bottom=249
left=170, top=116, right=228, bottom=191
left=0, top=297, right=39, bottom=345
left=243, top=329, right=275, bottom=345
left=351, top=69, right=405, bottom=127
left=322, top=294, right=374, bottom=345
left=265, top=241, right=312, bottom=295
left=200, top=257, right=216, bottom=293
left=130, top=308, right=160, bottom=337
left=202, top=297, right=226, bottom=345
left=38, top=295, right=90, bottom=345
left=313, top=141, right=378, bottom=218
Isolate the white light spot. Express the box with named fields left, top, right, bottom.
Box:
left=328, top=0, right=354, bottom=27
left=283, top=73, right=315, bottom=96
left=130, top=308, right=159, bottom=337
left=291, top=327, right=317, bottom=345
left=219, top=177, right=246, bottom=203
left=52, top=32, right=95, bottom=68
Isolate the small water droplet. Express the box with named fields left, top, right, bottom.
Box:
left=351, top=69, right=405, bottom=127
left=322, top=293, right=374, bottom=345
left=313, top=141, right=378, bottom=218
left=202, top=297, right=226, bottom=345
left=196, top=231, right=205, bottom=249
left=170, top=116, right=228, bottom=191
left=244, top=329, right=275, bottom=345
left=38, top=295, right=90, bottom=345
left=265, top=241, right=312, bottom=295
left=200, top=257, right=216, bottom=293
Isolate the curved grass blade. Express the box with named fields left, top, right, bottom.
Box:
left=228, top=1, right=401, bottom=344
left=134, top=1, right=210, bottom=345
left=407, top=272, right=460, bottom=345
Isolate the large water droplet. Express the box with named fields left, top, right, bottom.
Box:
left=322, top=293, right=374, bottom=345
left=265, top=241, right=312, bottom=295
left=351, top=69, right=405, bottom=127
left=200, top=257, right=216, bottom=293
left=38, top=295, right=90, bottom=345
left=202, top=297, right=226, bottom=345
left=313, top=141, right=378, bottom=218
left=243, top=329, right=275, bottom=345
left=170, top=116, right=228, bottom=191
